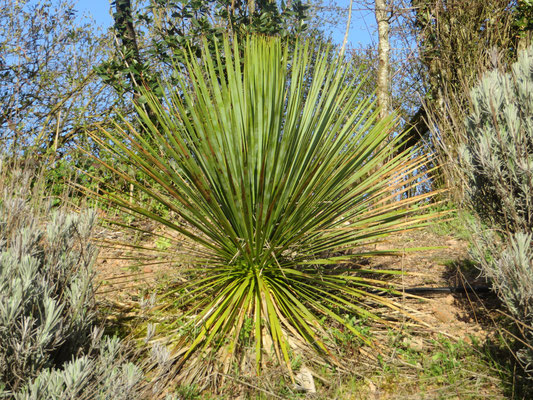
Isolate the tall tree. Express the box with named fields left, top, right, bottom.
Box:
left=98, top=0, right=313, bottom=100
left=111, top=0, right=146, bottom=103
left=0, top=0, right=113, bottom=154
left=375, top=0, right=392, bottom=119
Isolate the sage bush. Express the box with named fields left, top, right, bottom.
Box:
left=460, top=44, right=533, bottom=373
left=0, top=164, right=144, bottom=399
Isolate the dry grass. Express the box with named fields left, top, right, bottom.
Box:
left=92, top=220, right=527, bottom=399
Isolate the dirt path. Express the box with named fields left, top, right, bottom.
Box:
left=366, top=229, right=493, bottom=342
left=342, top=229, right=507, bottom=400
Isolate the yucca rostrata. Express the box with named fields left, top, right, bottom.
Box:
left=89, top=35, right=437, bottom=381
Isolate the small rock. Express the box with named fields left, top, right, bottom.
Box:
left=446, top=239, right=460, bottom=247
left=432, top=305, right=455, bottom=323
left=444, top=294, right=455, bottom=305
left=410, top=337, right=426, bottom=352
left=402, top=337, right=425, bottom=352
left=375, top=243, right=389, bottom=251
left=295, top=367, right=316, bottom=393
left=366, top=378, right=377, bottom=393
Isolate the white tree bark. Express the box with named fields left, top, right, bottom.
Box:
left=375, top=0, right=391, bottom=119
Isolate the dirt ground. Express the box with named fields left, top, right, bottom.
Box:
left=95, top=227, right=493, bottom=340
left=366, top=229, right=495, bottom=341
left=93, top=226, right=512, bottom=399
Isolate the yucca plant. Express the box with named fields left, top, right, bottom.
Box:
left=88, top=35, right=437, bottom=380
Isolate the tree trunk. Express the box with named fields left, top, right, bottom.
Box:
left=375, top=0, right=391, bottom=119
left=397, top=106, right=429, bottom=154
left=113, top=0, right=143, bottom=102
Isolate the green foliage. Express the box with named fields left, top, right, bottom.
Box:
left=97, top=0, right=314, bottom=99
left=172, top=384, right=202, bottom=400
left=400, top=335, right=494, bottom=385
left=142, top=0, right=311, bottom=63
left=513, top=0, right=533, bottom=42
left=92, top=35, right=437, bottom=380
left=461, top=44, right=533, bottom=376
left=427, top=207, right=475, bottom=241
left=330, top=332, right=507, bottom=400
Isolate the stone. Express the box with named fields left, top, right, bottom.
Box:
left=295, top=367, right=316, bottom=393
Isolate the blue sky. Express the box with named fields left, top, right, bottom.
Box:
left=327, top=0, right=376, bottom=48
left=75, top=0, right=112, bottom=30
left=75, top=0, right=375, bottom=48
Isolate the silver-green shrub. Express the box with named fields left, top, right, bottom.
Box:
left=0, top=205, right=96, bottom=391
left=461, top=44, right=533, bottom=373
left=0, top=165, right=144, bottom=398
left=471, top=231, right=533, bottom=370
left=13, top=336, right=143, bottom=400
left=460, top=45, right=533, bottom=233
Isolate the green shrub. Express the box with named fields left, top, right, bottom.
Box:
left=92, top=35, right=438, bottom=381
left=0, top=163, right=144, bottom=398
left=479, top=233, right=533, bottom=370
left=461, top=44, right=533, bottom=374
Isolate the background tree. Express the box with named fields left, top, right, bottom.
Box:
left=0, top=0, right=114, bottom=156
left=411, top=0, right=522, bottom=196
left=97, top=0, right=314, bottom=103
left=513, top=0, right=533, bottom=51
left=358, top=0, right=533, bottom=195
left=375, top=0, right=392, bottom=119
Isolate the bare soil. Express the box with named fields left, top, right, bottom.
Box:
left=93, top=226, right=512, bottom=399
left=366, top=229, right=496, bottom=342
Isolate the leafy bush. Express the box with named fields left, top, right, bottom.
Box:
left=460, top=44, right=533, bottom=373
left=0, top=164, right=144, bottom=398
